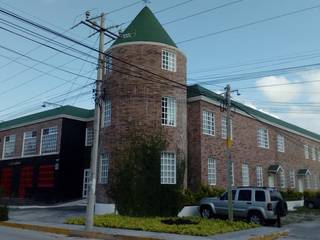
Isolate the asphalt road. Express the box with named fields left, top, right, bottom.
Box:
left=279, top=220, right=320, bottom=240
left=0, top=226, right=96, bottom=240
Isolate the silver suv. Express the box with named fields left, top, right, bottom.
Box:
left=199, top=187, right=287, bottom=225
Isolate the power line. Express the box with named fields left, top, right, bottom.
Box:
left=155, top=0, right=194, bottom=14
left=108, top=0, right=142, bottom=14
left=177, top=4, right=320, bottom=44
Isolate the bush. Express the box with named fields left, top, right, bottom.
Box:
left=280, top=189, right=304, bottom=201
left=0, top=206, right=8, bottom=221
left=182, top=185, right=225, bottom=205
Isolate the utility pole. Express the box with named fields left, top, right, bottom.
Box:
left=225, top=84, right=233, bottom=221
left=85, top=13, right=105, bottom=231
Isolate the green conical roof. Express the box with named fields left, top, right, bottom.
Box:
left=112, top=7, right=177, bottom=48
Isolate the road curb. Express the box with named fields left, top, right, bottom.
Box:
left=248, top=230, right=289, bottom=240
left=0, top=221, right=159, bottom=240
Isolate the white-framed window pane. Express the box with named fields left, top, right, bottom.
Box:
left=208, top=157, right=216, bottom=185
left=85, top=127, right=93, bottom=146
left=317, top=150, right=320, bottom=161
left=161, top=97, right=176, bottom=127
left=257, top=128, right=269, bottom=149
left=306, top=174, right=311, bottom=189
left=99, top=153, right=109, bottom=184
left=304, top=145, right=309, bottom=159
left=82, top=168, right=90, bottom=198
left=3, top=134, right=16, bottom=158
left=104, top=99, right=111, bottom=127
left=289, top=170, right=295, bottom=189
left=161, top=152, right=176, bottom=184
left=41, top=126, right=58, bottom=154
left=105, top=53, right=112, bottom=74
left=242, top=164, right=249, bottom=187
left=221, top=116, right=232, bottom=140
left=256, top=166, right=263, bottom=187
left=277, top=135, right=285, bottom=153
left=279, top=170, right=286, bottom=189
left=23, top=131, right=37, bottom=156
left=311, top=147, right=316, bottom=160
left=202, top=110, right=215, bottom=136
left=161, top=50, right=176, bottom=72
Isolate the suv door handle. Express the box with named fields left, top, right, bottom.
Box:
left=246, top=202, right=252, bottom=205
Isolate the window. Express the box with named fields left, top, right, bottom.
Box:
left=161, top=152, right=176, bottom=184
left=304, top=145, right=309, bottom=159
left=313, top=175, right=318, bottom=189
left=311, top=147, right=316, bottom=160
left=238, top=190, right=252, bottom=201
left=162, top=50, right=176, bottom=72
left=255, top=190, right=266, bottom=202
left=257, top=128, right=269, bottom=149
left=105, top=53, right=112, bottom=74
left=318, top=149, right=320, bottom=161
left=289, top=170, right=296, bottom=189
left=85, top=128, right=93, bottom=146
left=220, top=190, right=236, bottom=200
left=279, top=170, right=286, bottom=189
left=277, top=135, right=285, bottom=153
left=242, top=164, right=249, bottom=186
left=202, top=110, right=215, bottom=136
left=3, top=135, right=16, bottom=158
left=99, top=153, right=109, bottom=184
left=306, top=174, right=311, bottom=189
left=256, top=166, right=263, bottom=187
left=23, top=131, right=37, bottom=156
left=41, top=126, right=58, bottom=154
left=208, top=158, right=216, bottom=185
left=221, top=116, right=233, bottom=139
left=104, top=99, right=111, bottom=127
left=161, top=97, right=176, bottom=126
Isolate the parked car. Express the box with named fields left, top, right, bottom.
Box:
left=199, top=187, right=287, bottom=225
left=304, top=193, right=320, bottom=209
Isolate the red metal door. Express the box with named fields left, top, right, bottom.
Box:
left=18, top=166, right=33, bottom=198
left=0, top=167, right=13, bottom=197
left=38, top=165, right=54, bottom=188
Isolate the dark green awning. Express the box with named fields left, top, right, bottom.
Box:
left=268, top=164, right=283, bottom=174
left=297, top=169, right=311, bottom=176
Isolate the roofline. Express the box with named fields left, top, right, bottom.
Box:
left=0, top=114, right=94, bottom=132
left=107, top=41, right=186, bottom=58
left=188, top=95, right=320, bottom=143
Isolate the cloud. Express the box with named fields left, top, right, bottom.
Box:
left=298, top=70, right=320, bottom=102
left=256, top=76, right=300, bottom=102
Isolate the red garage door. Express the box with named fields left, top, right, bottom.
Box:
left=0, top=167, right=13, bottom=197
left=18, top=166, right=33, bottom=198
left=38, top=165, right=54, bottom=188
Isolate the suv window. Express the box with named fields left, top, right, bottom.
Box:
left=220, top=190, right=236, bottom=200
left=238, top=190, right=252, bottom=201
left=255, top=190, right=266, bottom=202
left=270, top=190, right=282, bottom=201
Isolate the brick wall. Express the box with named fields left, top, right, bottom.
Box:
left=188, top=98, right=320, bottom=191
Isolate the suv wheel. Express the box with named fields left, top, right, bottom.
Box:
left=200, top=206, right=213, bottom=219
left=307, top=202, right=315, bottom=209
left=248, top=211, right=265, bottom=225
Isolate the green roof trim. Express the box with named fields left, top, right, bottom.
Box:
left=0, top=105, right=94, bottom=131
left=268, top=165, right=283, bottom=174
left=297, top=169, right=311, bottom=176
left=187, top=84, right=320, bottom=141
left=112, top=7, right=177, bottom=47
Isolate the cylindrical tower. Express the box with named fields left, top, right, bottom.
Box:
left=97, top=7, right=187, bottom=203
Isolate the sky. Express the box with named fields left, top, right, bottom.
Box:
left=0, top=0, right=320, bottom=133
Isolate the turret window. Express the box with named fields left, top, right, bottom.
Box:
left=162, top=50, right=176, bottom=72
left=161, top=97, right=176, bottom=127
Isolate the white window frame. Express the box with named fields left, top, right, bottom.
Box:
left=105, top=53, right=112, bottom=74
left=82, top=168, right=90, bottom=198
left=276, top=135, right=285, bottom=153
left=2, top=134, right=16, bottom=159
left=241, top=164, right=250, bottom=187
left=208, top=157, right=216, bottom=186
left=311, top=147, right=316, bottom=161
left=317, top=149, right=320, bottom=161
left=160, top=151, right=176, bottom=184
left=161, top=97, right=176, bottom=127
left=256, top=166, right=263, bottom=187
left=85, top=127, right=94, bottom=147
left=103, top=99, right=111, bottom=128
left=221, top=115, right=233, bottom=140
left=279, top=169, right=286, bottom=189
left=306, top=174, right=311, bottom=189
left=99, top=153, right=109, bottom=184
left=304, top=145, right=309, bottom=159
left=22, top=130, right=37, bottom=156
left=202, top=110, right=215, bottom=136
left=257, top=128, right=269, bottom=149
left=40, top=126, right=58, bottom=154
left=289, top=170, right=296, bottom=189
left=161, top=49, right=176, bottom=72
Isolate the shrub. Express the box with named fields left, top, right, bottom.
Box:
left=182, top=185, right=225, bottom=205
left=280, top=189, right=304, bottom=201
left=0, top=206, right=8, bottom=221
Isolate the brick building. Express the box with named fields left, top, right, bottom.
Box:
left=0, top=106, right=93, bottom=202
left=0, top=7, right=320, bottom=204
